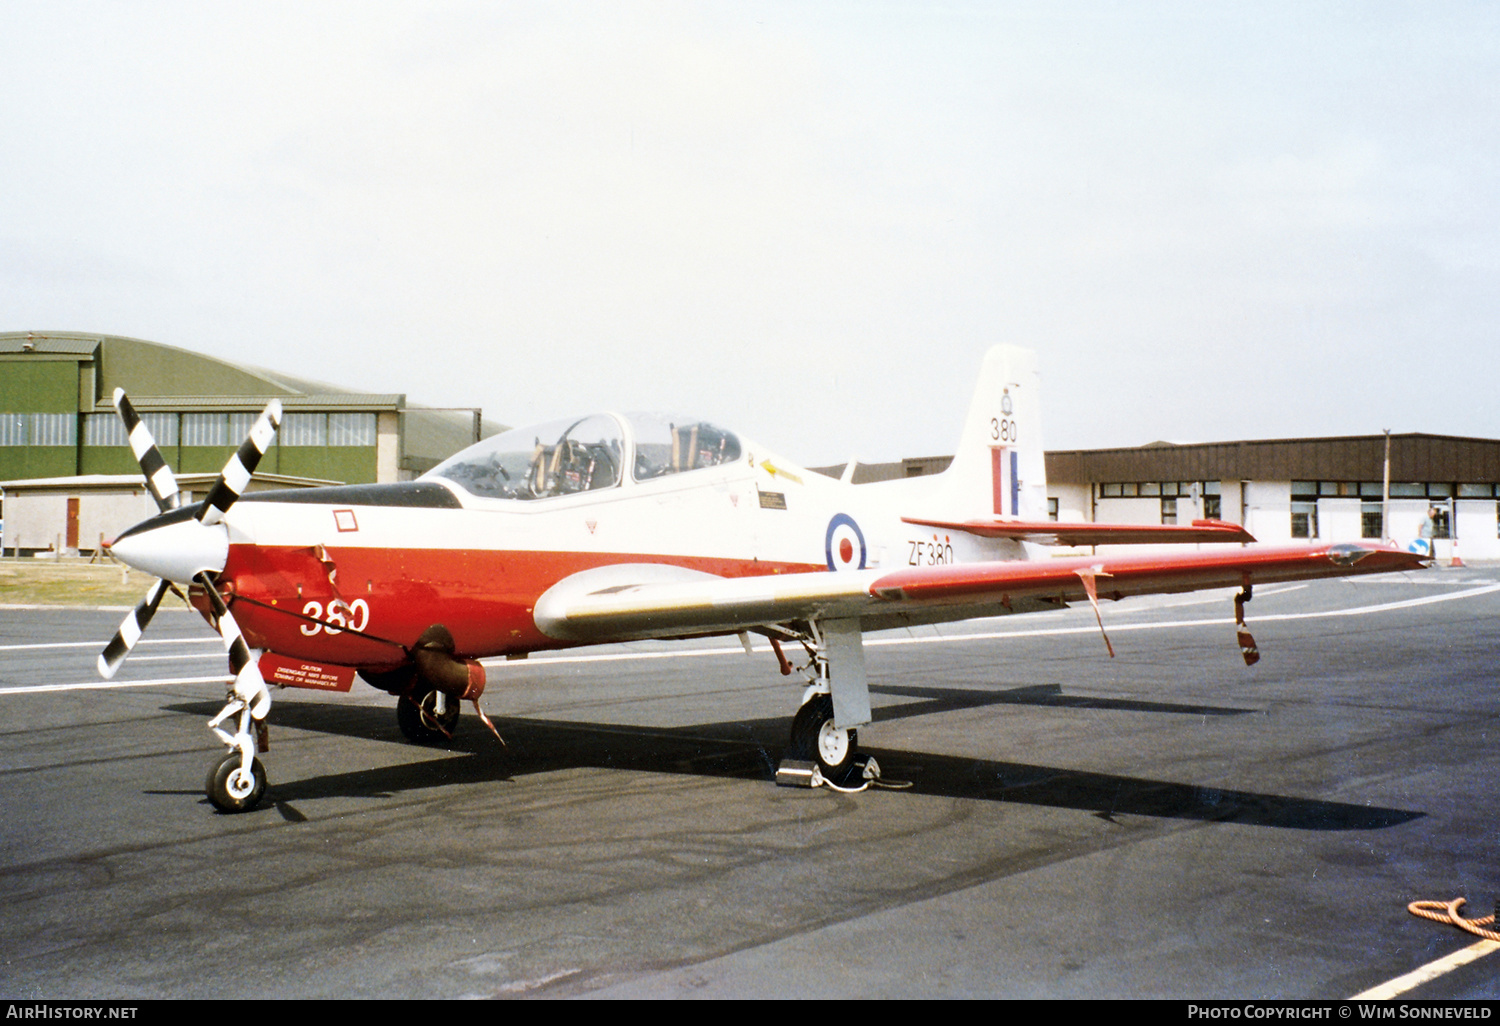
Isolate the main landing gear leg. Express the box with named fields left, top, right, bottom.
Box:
left=397, top=684, right=460, bottom=743
left=776, top=618, right=898, bottom=792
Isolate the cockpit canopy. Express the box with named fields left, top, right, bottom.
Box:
left=426, top=412, right=742, bottom=501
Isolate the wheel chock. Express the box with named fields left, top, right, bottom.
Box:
left=775, top=759, right=818, bottom=787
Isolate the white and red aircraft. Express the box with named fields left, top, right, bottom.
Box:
left=100, top=346, right=1425, bottom=811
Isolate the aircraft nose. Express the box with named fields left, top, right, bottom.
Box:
left=109, top=508, right=229, bottom=584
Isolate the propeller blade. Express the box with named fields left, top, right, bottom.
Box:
left=199, top=400, right=282, bottom=526
left=194, top=572, right=268, bottom=713
left=98, top=578, right=169, bottom=679
left=112, top=389, right=180, bottom=513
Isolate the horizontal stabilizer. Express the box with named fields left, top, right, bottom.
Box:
left=901, top=517, right=1255, bottom=545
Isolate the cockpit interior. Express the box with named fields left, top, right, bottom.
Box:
left=427, top=412, right=742, bottom=501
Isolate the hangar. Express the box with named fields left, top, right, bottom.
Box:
left=822, top=432, right=1500, bottom=562
left=1045, top=434, right=1500, bottom=560
left=1, top=331, right=494, bottom=555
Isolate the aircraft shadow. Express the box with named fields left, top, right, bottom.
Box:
left=867, top=682, right=1257, bottom=722
left=165, top=682, right=1420, bottom=831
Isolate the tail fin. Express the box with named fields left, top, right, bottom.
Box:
left=932, top=345, right=1047, bottom=520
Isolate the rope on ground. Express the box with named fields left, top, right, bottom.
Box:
left=1408, top=897, right=1500, bottom=943
left=817, top=755, right=913, bottom=794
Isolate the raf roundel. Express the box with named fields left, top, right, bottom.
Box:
left=825, top=513, right=867, bottom=571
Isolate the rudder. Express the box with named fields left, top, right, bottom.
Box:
left=933, top=345, right=1047, bottom=520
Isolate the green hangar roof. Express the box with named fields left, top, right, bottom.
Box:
left=0, top=331, right=497, bottom=485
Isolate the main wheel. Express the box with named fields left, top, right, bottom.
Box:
left=206, top=753, right=267, bottom=813
left=397, top=686, right=460, bottom=744
left=789, top=694, right=858, bottom=778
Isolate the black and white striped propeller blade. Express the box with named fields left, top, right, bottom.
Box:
left=195, top=572, right=267, bottom=712
left=97, top=579, right=170, bottom=679
left=198, top=400, right=281, bottom=527
left=112, top=389, right=180, bottom=513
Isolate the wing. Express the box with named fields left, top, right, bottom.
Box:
left=533, top=542, right=1426, bottom=644
left=901, top=516, right=1255, bottom=545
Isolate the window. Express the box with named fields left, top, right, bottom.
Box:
left=0, top=413, right=76, bottom=446
left=1047, top=497, right=1058, bottom=522
left=1161, top=497, right=1177, bottom=525
left=629, top=414, right=740, bottom=481
left=1361, top=503, right=1383, bottom=539
left=281, top=414, right=327, bottom=447
left=33, top=414, right=75, bottom=446
left=0, top=414, right=26, bottom=446
left=85, top=414, right=127, bottom=446
left=141, top=413, right=176, bottom=446
left=182, top=413, right=229, bottom=446
left=280, top=413, right=376, bottom=447
left=1291, top=502, right=1318, bottom=539
left=328, top=413, right=376, bottom=446
left=228, top=412, right=260, bottom=439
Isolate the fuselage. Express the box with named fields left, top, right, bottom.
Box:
left=111, top=412, right=1026, bottom=672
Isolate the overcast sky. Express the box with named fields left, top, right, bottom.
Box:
left=5, top=2, right=1497, bottom=465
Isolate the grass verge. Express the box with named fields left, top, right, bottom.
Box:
left=0, top=558, right=192, bottom=609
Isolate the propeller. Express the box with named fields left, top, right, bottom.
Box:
left=113, top=389, right=181, bottom=513
left=98, top=392, right=282, bottom=679
left=97, top=577, right=169, bottom=678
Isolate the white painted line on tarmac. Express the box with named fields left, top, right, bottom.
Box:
left=0, top=637, right=219, bottom=653
left=1350, top=938, right=1500, bottom=999
left=0, top=675, right=229, bottom=695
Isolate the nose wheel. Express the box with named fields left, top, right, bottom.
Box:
left=207, top=752, right=267, bottom=813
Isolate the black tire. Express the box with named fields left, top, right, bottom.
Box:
left=206, top=753, right=267, bottom=813
left=397, top=687, right=460, bottom=744
left=788, top=694, right=858, bottom=778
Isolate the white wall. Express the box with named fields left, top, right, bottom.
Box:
left=1242, top=481, right=1292, bottom=542
left=5, top=492, right=65, bottom=552
left=5, top=488, right=157, bottom=555
left=1317, top=498, right=1362, bottom=542
left=1094, top=497, right=1164, bottom=526
left=1454, top=500, right=1500, bottom=559
left=1049, top=482, right=1091, bottom=522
